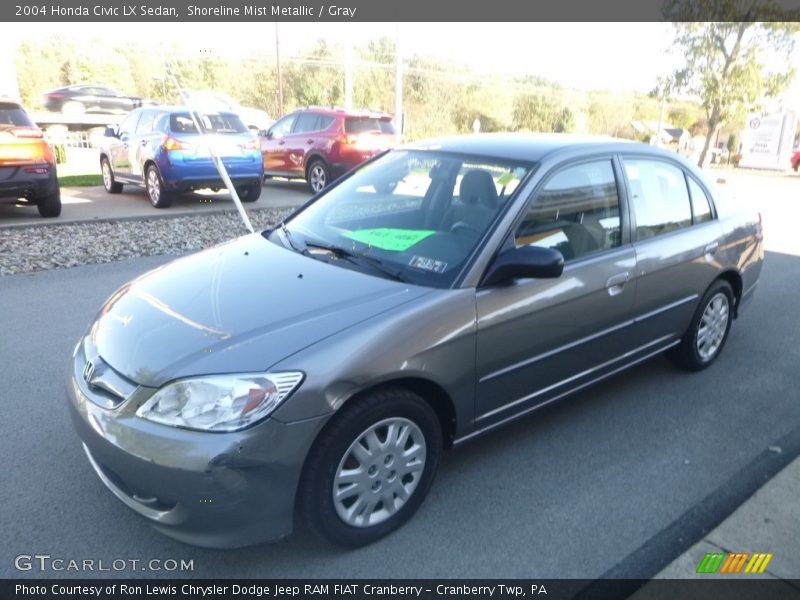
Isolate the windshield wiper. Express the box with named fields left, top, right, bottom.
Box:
left=278, top=222, right=306, bottom=254
left=304, top=241, right=409, bottom=283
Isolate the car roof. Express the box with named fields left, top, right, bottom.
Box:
left=133, top=105, right=238, bottom=116
left=292, top=106, right=393, bottom=119
left=402, top=133, right=652, bottom=163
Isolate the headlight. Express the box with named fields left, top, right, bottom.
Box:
left=136, top=372, right=304, bottom=432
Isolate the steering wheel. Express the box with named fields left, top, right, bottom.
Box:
left=450, top=221, right=483, bottom=242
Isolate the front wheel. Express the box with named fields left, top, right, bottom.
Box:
left=306, top=159, right=330, bottom=194
left=298, top=388, right=442, bottom=547
left=145, top=165, right=173, bottom=208
left=101, top=158, right=123, bottom=193
left=671, top=280, right=734, bottom=371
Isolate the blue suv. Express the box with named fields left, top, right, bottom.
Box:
left=100, top=106, right=263, bottom=208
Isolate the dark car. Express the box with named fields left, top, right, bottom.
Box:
left=99, top=106, right=264, bottom=208
left=68, top=134, right=763, bottom=548
left=0, top=99, right=61, bottom=217
left=260, top=107, right=399, bottom=193
left=43, top=84, right=143, bottom=115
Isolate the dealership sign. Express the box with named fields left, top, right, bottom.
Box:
left=738, top=111, right=796, bottom=170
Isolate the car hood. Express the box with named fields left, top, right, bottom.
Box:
left=91, top=234, right=432, bottom=387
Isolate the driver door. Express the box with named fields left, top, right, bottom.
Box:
left=261, top=114, right=297, bottom=174
left=475, top=158, right=639, bottom=426
left=109, top=111, right=142, bottom=181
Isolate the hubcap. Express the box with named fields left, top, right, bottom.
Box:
left=310, top=165, right=326, bottom=192
left=102, top=162, right=111, bottom=189
left=696, top=292, right=729, bottom=361
left=147, top=169, right=160, bottom=204
left=333, top=417, right=426, bottom=528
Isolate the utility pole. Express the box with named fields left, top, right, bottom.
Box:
left=344, top=39, right=353, bottom=109
left=275, top=22, right=284, bottom=117
left=394, top=25, right=403, bottom=133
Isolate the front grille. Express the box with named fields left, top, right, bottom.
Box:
left=79, top=336, right=137, bottom=408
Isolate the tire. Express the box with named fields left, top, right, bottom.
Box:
left=298, top=387, right=442, bottom=548
left=101, top=158, right=123, bottom=193
left=236, top=182, right=261, bottom=203
left=61, top=101, right=86, bottom=115
left=671, top=280, right=734, bottom=371
left=145, top=164, right=174, bottom=208
left=793, top=162, right=799, bottom=172
left=306, top=159, right=330, bottom=194
left=36, top=188, right=62, bottom=218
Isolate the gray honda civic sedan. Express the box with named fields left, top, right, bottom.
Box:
left=67, top=134, right=763, bottom=548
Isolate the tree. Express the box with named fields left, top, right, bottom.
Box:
left=512, top=93, right=573, bottom=132
left=664, top=1, right=800, bottom=166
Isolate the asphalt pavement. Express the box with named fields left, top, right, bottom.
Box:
left=0, top=179, right=311, bottom=227
left=1, top=247, right=799, bottom=582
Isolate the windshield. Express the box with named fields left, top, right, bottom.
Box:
left=272, top=150, right=533, bottom=288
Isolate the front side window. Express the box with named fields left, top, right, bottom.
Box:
left=269, top=115, right=296, bottom=138
left=624, top=158, right=692, bottom=240
left=273, top=150, right=533, bottom=288
left=515, top=160, right=621, bottom=261
left=117, top=111, right=141, bottom=137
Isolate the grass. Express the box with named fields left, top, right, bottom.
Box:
left=58, top=174, right=103, bottom=187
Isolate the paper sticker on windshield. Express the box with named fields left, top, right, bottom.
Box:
left=409, top=256, right=448, bottom=273
left=343, top=228, right=435, bottom=252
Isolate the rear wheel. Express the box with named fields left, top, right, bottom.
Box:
left=145, top=165, right=173, bottom=208
left=307, top=159, right=330, bottom=194
left=101, top=158, right=123, bottom=193
left=36, top=188, right=62, bottom=218
left=298, top=387, right=442, bottom=547
left=236, top=182, right=261, bottom=203
left=671, top=280, right=734, bottom=371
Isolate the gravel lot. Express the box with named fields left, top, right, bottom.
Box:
left=0, top=207, right=292, bottom=276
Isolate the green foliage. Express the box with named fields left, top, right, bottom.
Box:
left=52, top=144, right=67, bottom=164
left=512, top=93, right=573, bottom=133
left=665, top=2, right=799, bottom=165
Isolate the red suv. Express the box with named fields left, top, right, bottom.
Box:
left=260, top=107, right=399, bottom=192
left=791, top=149, right=800, bottom=171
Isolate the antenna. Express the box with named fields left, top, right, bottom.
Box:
left=164, top=59, right=255, bottom=234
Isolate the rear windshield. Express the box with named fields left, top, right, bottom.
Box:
left=345, top=117, right=396, bottom=135
left=169, top=112, right=248, bottom=135
left=0, top=103, right=35, bottom=127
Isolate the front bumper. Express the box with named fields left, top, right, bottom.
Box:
left=66, top=344, right=329, bottom=548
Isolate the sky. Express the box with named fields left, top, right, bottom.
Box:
left=3, top=22, right=800, bottom=104
left=3, top=22, right=679, bottom=91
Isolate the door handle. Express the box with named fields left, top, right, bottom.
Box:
left=605, top=272, right=630, bottom=296
left=307, top=139, right=314, bottom=144
left=278, top=140, right=286, bottom=145
left=704, top=242, right=719, bottom=255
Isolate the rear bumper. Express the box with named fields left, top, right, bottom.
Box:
left=157, top=156, right=263, bottom=192
left=0, top=165, right=58, bottom=202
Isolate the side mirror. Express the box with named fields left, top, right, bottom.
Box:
left=104, top=126, right=118, bottom=138
left=481, top=245, right=564, bottom=286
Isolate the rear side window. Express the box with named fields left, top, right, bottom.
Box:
left=515, top=160, right=621, bottom=261
left=0, top=103, right=35, bottom=127
left=169, top=112, right=248, bottom=135
left=623, top=159, right=692, bottom=240
left=687, top=177, right=713, bottom=224
left=345, top=117, right=396, bottom=135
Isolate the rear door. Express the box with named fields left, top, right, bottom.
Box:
left=621, top=156, right=723, bottom=345
left=283, top=112, right=321, bottom=174
left=129, top=110, right=162, bottom=181
left=475, top=158, right=639, bottom=426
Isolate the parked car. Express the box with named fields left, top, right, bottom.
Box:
left=99, top=106, right=264, bottom=208
left=791, top=149, right=800, bottom=171
left=43, top=84, right=145, bottom=115
left=260, top=107, right=400, bottom=193
left=182, top=90, right=273, bottom=132
left=67, top=134, right=763, bottom=548
left=0, top=99, right=61, bottom=217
